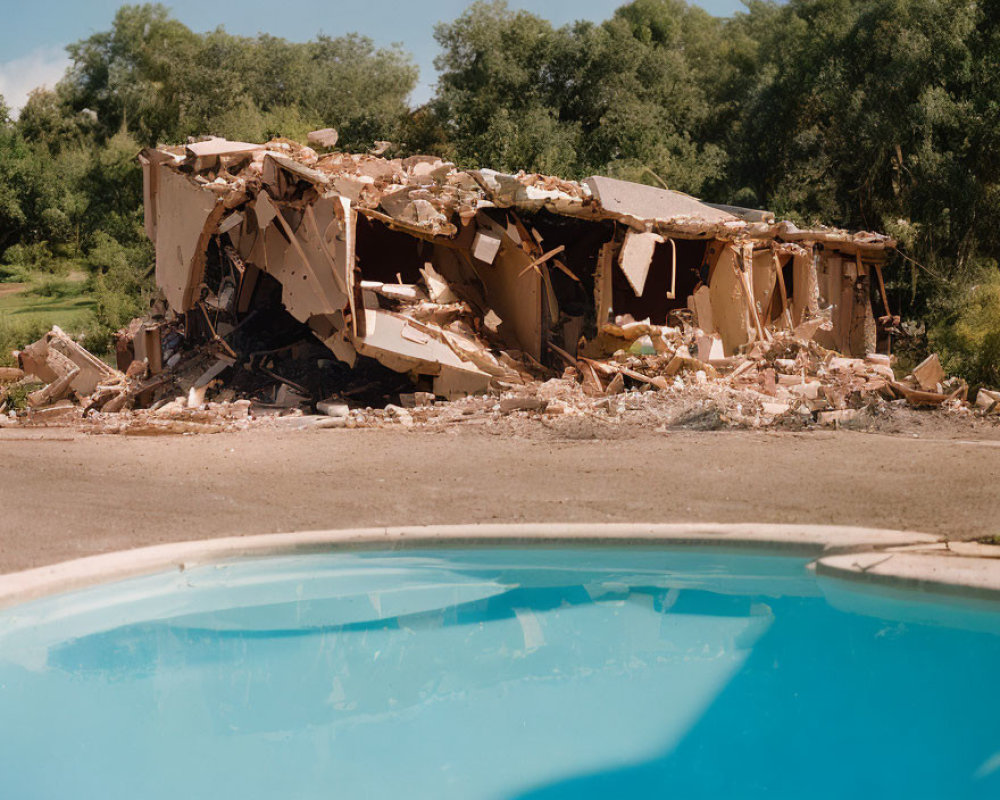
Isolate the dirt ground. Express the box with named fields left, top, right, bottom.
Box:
left=1, top=423, right=998, bottom=574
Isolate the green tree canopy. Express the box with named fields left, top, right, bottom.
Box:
left=61, top=3, right=418, bottom=148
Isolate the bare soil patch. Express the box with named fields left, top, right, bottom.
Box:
left=1, top=425, right=997, bottom=574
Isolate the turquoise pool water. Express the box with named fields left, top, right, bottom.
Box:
left=1, top=547, right=999, bottom=799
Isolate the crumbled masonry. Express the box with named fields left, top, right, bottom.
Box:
left=3, top=134, right=998, bottom=434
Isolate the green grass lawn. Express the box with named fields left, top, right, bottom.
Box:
left=0, top=289, right=96, bottom=331
left=0, top=268, right=95, bottom=331
left=0, top=272, right=97, bottom=365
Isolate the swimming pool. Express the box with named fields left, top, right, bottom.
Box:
left=1, top=545, right=998, bottom=799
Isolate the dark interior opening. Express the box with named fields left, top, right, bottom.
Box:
left=355, top=216, right=427, bottom=285
left=774, top=253, right=794, bottom=322
left=611, top=237, right=707, bottom=324
left=524, top=210, right=615, bottom=342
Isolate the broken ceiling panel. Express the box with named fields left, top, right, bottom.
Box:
left=585, top=176, right=738, bottom=226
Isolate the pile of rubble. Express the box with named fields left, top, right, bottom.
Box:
left=2, top=314, right=997, bottom=436
left=2, top=132, right=998, bottom=434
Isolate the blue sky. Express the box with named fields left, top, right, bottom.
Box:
left=0, top=0, right=745, bottom=113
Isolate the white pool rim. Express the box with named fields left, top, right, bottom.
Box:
left=2, top=522, right=999, bottom=609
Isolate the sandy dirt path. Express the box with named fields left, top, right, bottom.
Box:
left=1, top=426, right=998, bottom=573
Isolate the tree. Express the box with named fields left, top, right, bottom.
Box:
left=60, top=4, right=418, bottom=148
left=432, top=0, right=729, bottom=192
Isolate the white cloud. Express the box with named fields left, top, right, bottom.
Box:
left=0, top=46, right=71, bottom=117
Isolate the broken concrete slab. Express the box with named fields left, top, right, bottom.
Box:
left=307, top=128, right=339, bottom=149
left=27, top=367, right=80, bottom=408
left=818, top=409, right=858, bottom=426
left=912, top=354, right=945, bottom=392
left=974, top=388, right=1000, bottom=413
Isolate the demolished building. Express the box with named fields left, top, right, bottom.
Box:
left=9, top=134, right=991, bottom=434
left=134, top=135, right=898, bottom=401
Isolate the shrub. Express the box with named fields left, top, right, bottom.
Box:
left=82, top=231, right=152, bottom=353
left=40, top=207, right=73, bottom=244
left=26, top=275, right=84, bottom=299
left=0, top=316, right=49, bottom=367
left=929, top=267, right=1000, bottom=389
left=2, top=241, right=53, bottom=270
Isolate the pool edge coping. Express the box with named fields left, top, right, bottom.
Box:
left=8, top=522, right=999, bottom=609
left=815, top=550, right=1000, bottom=603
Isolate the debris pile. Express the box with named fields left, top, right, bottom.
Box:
left=4, top=316, right=996, bottom=435
left=2, top=133, right=998, bottom=434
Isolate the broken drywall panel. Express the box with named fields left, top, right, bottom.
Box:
left=186, top=138, right=262, bottom=172
left=153, top=164, right=225, bottom=310
left=350, top=307, right=492, bottom=395
left=186, top=138, right=261, bottom=160
left=427, top=240, right=491, bottom=313
left=751, top=248, right=778, bottom=322
left=708, top=246, right=750, bottom=356
left=471, top=212, right=543, bottom=360
left=253, top=192, right=279, bottom=230
left=692, top=285, right=714, bottom=333
left=218, top=211, right=244, bottom=235
left=250, top=194, right=353, bottom=323
left=594, top=240, right=616, bottom=327
left=331, top=195, right=360, bottom=336
left=291, top=197, right=352, bottom=310
left=309, top=315, right=358, bottom=367
left=585, top=176, right=738, bottom=225
left=696, top=334, right=725, bottom=362
left=262, top=153, right=329, bottom=191
left=618, top=230, right=665, bottom=297
left=20, top=326, right=120, bottom=397
left=420, top=262, right=460, bottom=304
left=791, top=251, right=819, bottom=327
